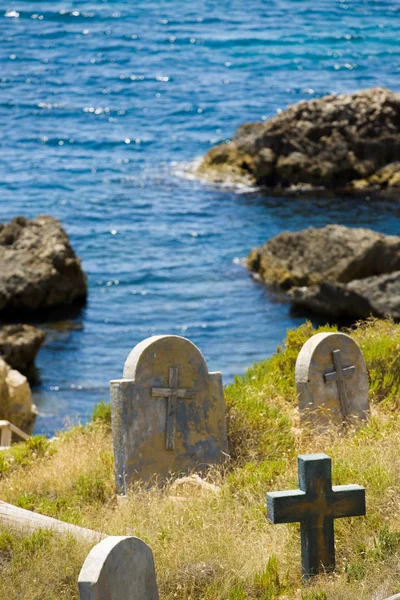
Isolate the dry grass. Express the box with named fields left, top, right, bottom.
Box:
left=1, top=319, right=400, bottom=599
left=0, top=529, right=90, bottom=600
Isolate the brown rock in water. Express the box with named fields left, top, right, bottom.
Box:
left=0, top=324, right=45, bottom=373
left=248, top=225, right=400, bottom=320
left=0, top=358, right=37, bottom=434
left=248, top=225, right=400, bottom=289
left=197, top=88, right=400, bottom=191
left=0, top=215, right=87, bottom=314
left=290, top=272, right=400, bottom=320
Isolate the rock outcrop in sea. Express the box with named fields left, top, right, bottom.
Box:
left=0, top=324, right=45, bottom=375
left=197, top=88, right=400, bottom=192
left=0, top=215, right=87, bottom=314
left=247, top=225, right=400, bottom=319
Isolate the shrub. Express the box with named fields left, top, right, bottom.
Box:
left=91, top=400, right=112, bottom=427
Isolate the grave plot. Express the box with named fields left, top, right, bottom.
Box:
left=78, top=536, right=159, bottom=600
left=110, top=335, right=229, bottom=491
left=3, top=320, right=400, bottom=600
left=267, top=453, right=366, bottom=580
left=295, top=332, right=369, bottom=428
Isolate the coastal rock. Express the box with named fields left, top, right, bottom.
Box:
left=197, top=88, right=400, bottom=191
left=0, top=215, right=87, bottom=314
left=248, top=225, right=400, bottom=319
left=0, top=357, right=37, bottom=434
left=248, top=225, right=400, bottom=289
left=290, top=272, right=400, bottom=320
left=0, top=324, right=45, bottom=373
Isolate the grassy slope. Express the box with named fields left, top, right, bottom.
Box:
left=1, top=319, right=400, bottom=599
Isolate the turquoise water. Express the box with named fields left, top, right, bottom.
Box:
left=0, top=1, right=399, bottom=435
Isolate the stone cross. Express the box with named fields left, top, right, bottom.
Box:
left=267, top=453, right=365, bottom=580
left=111, top=335, right=228, bottom=492
left=295, top=332, right=369, bottom=427
left=78, top=536, right=159, bottom=600
left=151, top=367, right=195, bottom=450
left=323, top=349, right=355, bottom=417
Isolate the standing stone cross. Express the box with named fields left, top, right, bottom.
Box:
left=323, top=349, right=355, bottom=417
left=267, top=453, right=365, bottom=580
left=152, top=367, right=196, bottom=450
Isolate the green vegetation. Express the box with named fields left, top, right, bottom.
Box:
left=2, top=318, right=400, bottom=599
left=0, top=528, right=89, bottom=600
left=91, top=400, right=112, bottom=428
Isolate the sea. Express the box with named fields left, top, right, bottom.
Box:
left=0, top=0, right=399, bottom=436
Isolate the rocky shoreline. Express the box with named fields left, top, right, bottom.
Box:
left=0, top=324, right=45, bottom=378
left=196, top=88, right=400, bottom=193
left=0, top=357, right=37, bottom=435
left=0, top=215, right=87, bottom=435
left=248, top=225, right=400, bottom=320
left=0, top=215, right=87, bottom=315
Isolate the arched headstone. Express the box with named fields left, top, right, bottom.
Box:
left=295, top=332, right=369, bottom=427
left=111, top=335, right=228, bottom=491
left=78, top=536, right=159, bottom=600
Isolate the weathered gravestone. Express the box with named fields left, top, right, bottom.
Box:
left=111, top=335, right=229, bottom=492
left=295, top=332, right=369, bottom=427
left=78, top=536, right=159, bottom=600
left=267, top=453, right=366, bottom=580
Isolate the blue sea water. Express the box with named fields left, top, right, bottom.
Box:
left=0, top=1, right=399, bottom=436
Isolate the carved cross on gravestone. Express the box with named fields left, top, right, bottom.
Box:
left=267, top=453, right=365, bottom=580
left=323, top=349, right=355, bottom=417
left=151, top=367, right=195, bottom=450
left=111, top=335, right=229, bottom=490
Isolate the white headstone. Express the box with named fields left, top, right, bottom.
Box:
left=295, top=332, right=369, bottom=427
left=111, top=335, right=229, bottom=492
left=78, top=536, right=159, bottom=600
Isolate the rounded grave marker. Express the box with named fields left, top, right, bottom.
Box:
left=111, top=335, right=228, bottom=491
left=295, top=332, right=369, bottom=427
left=78, top=536, right=159, bottom=600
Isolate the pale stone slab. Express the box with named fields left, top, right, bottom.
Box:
left=78, top=536, right=159, bottom=600
left=0, top=500, right=104, bottom=543
left=295, top=332, right=369, bottom=427
left=111, top=335, right=229, bottom=491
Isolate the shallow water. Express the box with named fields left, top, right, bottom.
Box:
left=0, top=1, right=399, bottom=435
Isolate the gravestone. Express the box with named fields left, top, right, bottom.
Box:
left=111, top=335, right=228, bottom=492
left=295, top=332, right=369, bottom=427
left=78, top=536, right=159, bottom=600
left=267, top=453, right=365, bottom=580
